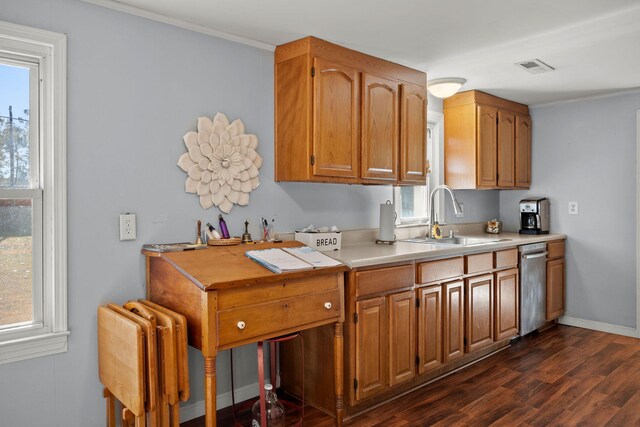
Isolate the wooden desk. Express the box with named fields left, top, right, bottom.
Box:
left=143, top=241, right=347, bottom=427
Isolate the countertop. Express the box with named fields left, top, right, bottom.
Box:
left=328, top=232, right=566, bottom=268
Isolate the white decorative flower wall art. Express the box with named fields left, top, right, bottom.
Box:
left=177, top=113, right=262, bottom=213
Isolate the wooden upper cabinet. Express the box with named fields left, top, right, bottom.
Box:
left=497, top=110, right=515, bottom=188
left=400, top=83, right=427, bottom=184
left=477, top=105, right=498, bottom=188
left=274, top=36, right=426, bottom=185
left=361, top=73, right=399, bottom=182
left=444, top=90, right=530, bottom=189
left=312, top=58, right=359, bottom=180
left=515, top=114, right=531, bottom=188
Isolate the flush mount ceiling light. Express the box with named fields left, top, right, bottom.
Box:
left=427, top=77, right=467, bottom=98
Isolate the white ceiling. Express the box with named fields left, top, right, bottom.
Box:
left=95, top=0, right=640, bottom=105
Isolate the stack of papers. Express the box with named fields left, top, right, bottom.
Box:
left=246, top=246, right=342, bottom=274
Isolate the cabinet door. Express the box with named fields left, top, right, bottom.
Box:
left=495, top=268, right=519, bottom=340
left=418, top=285, right=442, bottom=374
left=362, top=73, right=399, bottom=181
left=465, top=274, right=494, bottom=352
left=443, top=280, right=465, bottom=362
left=355, top=296, right=387, bottom=401
left=388, top=291, right=416, bottom=386
left=546, top=258, right=565, bottom=320
left=312, top=58, right=359, bottom=180
left=400, top=83, right=427, bottom=184
left=476, top=105, right=498, bottom=188
left=497, top=110, right=515, bottom=188
left=515, top=115, right=531, bottom=188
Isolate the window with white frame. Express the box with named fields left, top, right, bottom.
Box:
left=0, top=21, right=67, bottom=364
left=394, top=110, right=444, bottom=224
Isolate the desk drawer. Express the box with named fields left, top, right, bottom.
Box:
left=217, top=289, right=341, bottom=347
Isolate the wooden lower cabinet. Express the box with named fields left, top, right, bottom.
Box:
left=388, top=291, right=416, bottom=386
left=546, top=258, right=565, bottom=320
left=443, top=280, right=465, bottom=362
left=354, top=290, right=415, bottom=402
left=354, top=296, right=387, bottom=401
left=465, top=274, right=494, bottom=353
left=417, top=285, right=442, bottom=374
left=495, top=268, right=519, bottom=340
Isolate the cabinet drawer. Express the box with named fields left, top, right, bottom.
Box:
left=465, top=252, right=493, bottom=274
left=494, top=248, right=518, bottom=269
left=217, top=289, right=341, bottom=347
left=548, top=240, right=565, bottom=260
left=417, top=257, right=464, bottom=284
left=356, top=264, right=414, bottom=298
left=218, top=274, right=340, bottom=310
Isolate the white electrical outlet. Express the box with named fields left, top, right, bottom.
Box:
left=568, top=201, right=579, bottom=215
left=119, top=213, right=137, bottom=240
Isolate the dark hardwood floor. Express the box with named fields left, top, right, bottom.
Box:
left=182, top=325, right=640, bottom=426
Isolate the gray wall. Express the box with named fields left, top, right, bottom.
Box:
left=499, top=92, right=640, bottom=329
left=0, top=1, right=499, bottom=425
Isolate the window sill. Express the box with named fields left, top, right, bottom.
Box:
left=0, top=330, right=69, bottom=364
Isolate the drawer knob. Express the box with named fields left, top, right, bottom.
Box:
left=324, top=302, right=332, bottom=310
left=237, top=321, right=246, bottom=330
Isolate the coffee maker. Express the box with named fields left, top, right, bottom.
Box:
left=519, top=197, right=550, bottom=234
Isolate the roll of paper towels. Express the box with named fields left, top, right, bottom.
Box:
left=379, top=201, right=396, bottom=242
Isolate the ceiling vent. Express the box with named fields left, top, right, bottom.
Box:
left=515, top=59, right=555, bottom=75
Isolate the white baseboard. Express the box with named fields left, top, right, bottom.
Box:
left=180, top=382, right=260, bottom=423
left=559, top=315, right=639, bottom=338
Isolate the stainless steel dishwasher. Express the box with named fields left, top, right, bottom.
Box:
left=519, top=242, right=548, bottom=335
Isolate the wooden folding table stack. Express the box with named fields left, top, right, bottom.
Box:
left=98, top=299, right=190, bottom=427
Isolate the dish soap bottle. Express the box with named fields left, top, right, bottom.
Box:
left=251, top=383, right=285, bottom=427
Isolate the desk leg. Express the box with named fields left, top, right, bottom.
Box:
left=333, top=322, right=344, bottom=427
left=205, top=356, right=217, bottom=427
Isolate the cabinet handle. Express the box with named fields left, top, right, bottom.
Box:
left=237, top=321, right=246, bottom=330
left=324, top=302, right=332, bottom=310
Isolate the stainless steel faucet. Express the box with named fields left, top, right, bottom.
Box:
left=429, top=185, right=463, bottom=238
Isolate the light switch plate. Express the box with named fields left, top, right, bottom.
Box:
left=120, top=213, right=137, bottom=240
left=568, top=201, right=579, bottom=215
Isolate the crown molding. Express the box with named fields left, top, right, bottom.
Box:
left=80, top=0, right=275, bottom=51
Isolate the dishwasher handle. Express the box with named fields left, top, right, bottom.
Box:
left=522, top=251, right=548, bottom=260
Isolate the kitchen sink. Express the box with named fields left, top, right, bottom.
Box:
left=403, top=236, right=510, bottom=246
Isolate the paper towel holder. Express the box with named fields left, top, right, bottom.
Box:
left=376, top=200, right=397, bottom=245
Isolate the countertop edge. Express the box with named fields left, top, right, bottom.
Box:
left=331, top=233, right=566, bottom=268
